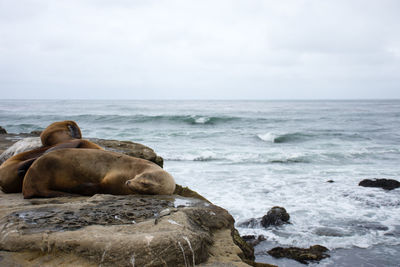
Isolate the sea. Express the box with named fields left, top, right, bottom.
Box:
left=0, top=99, right=399, bottom=266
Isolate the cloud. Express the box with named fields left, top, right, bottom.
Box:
left=0, top=0, right=399, bottom=99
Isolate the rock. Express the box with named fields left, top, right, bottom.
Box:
left=261, top=206, right=290, bottom=227
left=238, top=218, right=260, bottom=228
left=173, top=184, right=210, bottom=202
left=0, top=137, right=42, bottom=165
left=30, top=130, right=42, bottom=136
left=238, top=207, right=290, bottom=229
left=359, top=178, right=400, bottom=190
left=241, top=235, right=266, bottom=247
left=327, top=180, right=334, bottom=183
left=91, top=138, right=164, bottom=167
left=0, top=193, right=253, bottom=267
left=267, top=245, right=330, bottom=264
left=0, top=126, right=6, bottom=134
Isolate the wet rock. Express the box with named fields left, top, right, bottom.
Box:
left=0, top=193, right=254, bottom=267
left=91, top=138, right=164, bottom=167
left=267, top=245, right=330, bottom=264
left=30, top=130, right=42, bottom=136
left=0, top=126, right=6, bottom=134
left=238, top=207, right=290, bottom=229
left=241, top=235, right=266, bottom=247
left=359, top=178, right=400, bottom=190
left=261, top=206, right=290, bottom=227
left=238, top=218, right=260, bottom=228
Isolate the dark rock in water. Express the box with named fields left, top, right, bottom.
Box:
left=267, top=245, right=330, bottom=264
left=30, top=130, right=42, bottom=136
left=241, top=235, right=266, bottom=247
left=261, top=206, right=290, bottom=227
left=359, top=179, right=400, bottom=190
left=327, top=180, right=334, bottom=183
left=0, top=126, right=6, bottom=134
left=238, top=207, right=290, bottom=229
left=238, top=218, right=260, bottom=228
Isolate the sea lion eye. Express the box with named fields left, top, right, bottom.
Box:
left=140, top=182, right=151, bottom=188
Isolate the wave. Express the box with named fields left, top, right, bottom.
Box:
left=71, top=114, right=240, bottom=126
left=165, top=152, right=310, bottom=164
left=257, top=132, right=312, bottom=143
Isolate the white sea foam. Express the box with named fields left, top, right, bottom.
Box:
left=257, top=132, right=278, bottom=143
left=194, top=116, right=210, bottom=124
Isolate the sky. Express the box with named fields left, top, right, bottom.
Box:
left=0, top=0, right=399, bottom=100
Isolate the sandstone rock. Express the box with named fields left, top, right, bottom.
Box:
left=0, top=193, right=251, bottom=267
left=0, top=126, right=6, bottom=134
left=90, top=138, right=164, bottom=167
left=267, top=245, right=330, bottom=264
left=261, top=206, right=290, bottom=227
left=359, top=178, right=400, bottom=190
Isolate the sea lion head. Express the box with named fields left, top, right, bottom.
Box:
left=125, top=170, right=175, bottom=195
left=40, top=120, right=82, bottom=146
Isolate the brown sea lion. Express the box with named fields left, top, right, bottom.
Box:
left=0, top=139, right=103, bottom=193
left=0, top=146, right=50, bottom=193
left=40, top=120, right=82, bottom=146
left=0, top=120, right=102, bottom=193
left=22, top=148, right=176, bottom=198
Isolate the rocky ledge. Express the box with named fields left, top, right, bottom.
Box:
left=0, top=131, right=276, bottom=266
left=0, top=192, right=255, bottom=267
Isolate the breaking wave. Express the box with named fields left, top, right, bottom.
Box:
left=257, top=132, right=312, bottom=143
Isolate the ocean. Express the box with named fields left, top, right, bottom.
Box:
left=1, top=99, right=399, bottom=266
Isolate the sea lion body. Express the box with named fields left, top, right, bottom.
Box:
left=22, top=149, right=176, bottom=198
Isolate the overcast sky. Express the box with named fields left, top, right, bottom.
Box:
left=0, top=0, right=399, bottom=99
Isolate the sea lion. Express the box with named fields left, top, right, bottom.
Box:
left=0, top=139, right=103, bottom=193
left=0, top=146, right=50, bottom=193
left=40, top=120, right=82, bottom=146
left=0, top=120, right=102, bottom=193
left=22, top=148, right=176, bottom=198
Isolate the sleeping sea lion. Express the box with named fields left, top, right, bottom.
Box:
left=22, top=148, right=176, bottom=198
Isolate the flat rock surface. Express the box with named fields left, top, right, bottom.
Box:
left=0, top=192, right=250, bottom=267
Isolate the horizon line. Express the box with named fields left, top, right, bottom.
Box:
left=0, top=98, right=399, bottom=101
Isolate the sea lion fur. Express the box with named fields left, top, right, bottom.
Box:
left=22, top=148, right=176, bottom=198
